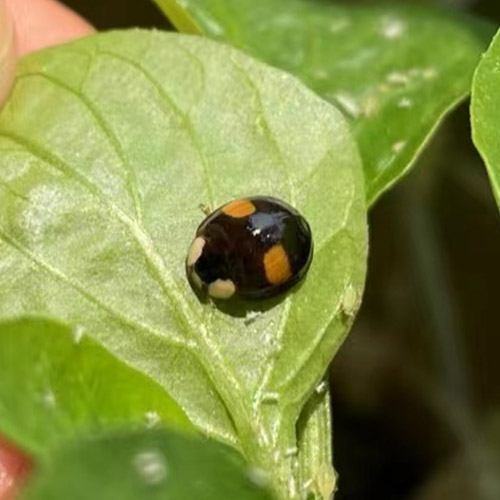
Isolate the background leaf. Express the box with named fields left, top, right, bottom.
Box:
left=20, top=429, right=275, bottom=500
left=153, top=0, right=491, bottom=205
left=0, top=317, right=193, bottom=457
left=471, top=28, right=500, bottom=211
left=0, top=30, right=366, bottom=499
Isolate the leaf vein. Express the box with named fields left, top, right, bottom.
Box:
left=0, top=226, right=190, bottom=350
left=228, top=57, right=296, bottom=202
left=16, top=71, right=144, bottom=223
left=95, top=48, right=216, bottom=209
left=0, top=130, right=248, bottom=443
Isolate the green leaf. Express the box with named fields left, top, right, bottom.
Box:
left=153, top=0, right=491, bottom=205
left=20, top=429, right=275, bottom=500
left=0, top=30, right=366, bottom=499
left=0, top=317, right=193, bottom=457
left=471, top=28, right=500, bottom=211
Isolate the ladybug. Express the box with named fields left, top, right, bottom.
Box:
left=186, top=196, right=313, bottom=300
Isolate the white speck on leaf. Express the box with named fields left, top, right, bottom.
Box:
left=144, top=411, right=161, bottom=428
left=247, top=467, right=268, bottom=487
left=341, top=285, right=359, bottom=317
left=392, top=141, right=406, bottom=154
left=133, top=449, right=167, bottom=486
left=261, top=391, right=280, bottom=403
left=302, top=478, right=314, bottom=496
left=381, top=17, right=406, bottom=39
left=398, top=97, right=413, bottom=108
left=42, top=390, right=56, bottom=408
left=72, top=325, right=85, bottom=344
left=360, top=94, right=379, bottom=117
left=288, top=476, right=298, bottom=498
left=422, top=67, right=438, bottom=80
left=315, top=380, right=327, bottom=394
left=257, top=427, right=270, bottom=447
left=244, top=310, right=262, bottom=325
left=386, top=71, right=410, bottom=85
left=314, top=463, right=336, bottom=500
left=314, top=68, right=329, bottom=80
left=285, top=447, right=298, bottom=458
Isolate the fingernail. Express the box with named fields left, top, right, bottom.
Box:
left=0, top=0, right=17, bottom=108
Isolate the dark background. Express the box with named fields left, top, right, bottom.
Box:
left=56, top=1, right=500, bottom=498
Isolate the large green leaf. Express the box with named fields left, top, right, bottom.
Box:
left=471, top=28, right=500, bottom=211
left=20, top=429, right=274, bottom=500
left=153, top=0, right=491, bottom=205
left=0, top=317, right=192, bottom=457
left=0, top=30, right=366, bottom=499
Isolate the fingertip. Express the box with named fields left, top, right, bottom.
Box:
left=0, top=0, right=94, bottom=108
left=0, top=0, right=17, bottom=108
left=0, top=436, right=32, bottom=500
left=6, top=0, right=94, bottom=56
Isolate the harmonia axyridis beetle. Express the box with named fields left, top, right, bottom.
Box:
left=186, top=196, right=313, bottom=300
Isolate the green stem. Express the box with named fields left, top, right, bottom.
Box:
left=151, top=0, right=203, bottom=34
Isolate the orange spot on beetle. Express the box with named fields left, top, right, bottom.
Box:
left=222, top=199, right=256, bottom=218
left=264, top=244, right=292, bottom=285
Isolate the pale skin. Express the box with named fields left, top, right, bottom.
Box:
left=0, top=1, right=93, bottom=497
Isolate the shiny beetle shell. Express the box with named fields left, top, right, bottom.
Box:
left=186, top=196, right=313, bottom=300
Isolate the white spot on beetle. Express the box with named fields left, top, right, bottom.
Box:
left=208, top=279, right=236, bottom=299
left=186, top=237, right=205, bottom=266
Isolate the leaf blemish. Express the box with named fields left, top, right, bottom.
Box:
left=397, top=97, right=413, bottom=109
left=133, top=449, right=168, bottom=486
left=144, top=411, right=161, bottom=428
left=392, top=141, right=406, bottom=154
left=72, top=324, right=85, bottom=344
left=381, top=17, right=406, bottom=40
left=41, top=390, right=56, bottom=408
